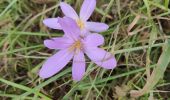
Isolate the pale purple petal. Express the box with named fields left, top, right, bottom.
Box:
left=85, top=47, right=117, bottom=69
left=60, top=2, right=79, bottom=20
left=43, top=18, right=62, bottom=29
left=86, top=22, right=109, bottom=32
left=39, top=49, right=73, bottom=78
left=84, top=33, right=104, bottom=47
left=58, top=17, right=81, bottom=40
left=80, top=29, right=90, bottom=37
left=80, top=0, right=96, bottom=21
left=44, top=37, right=74, bottom=49
left=72, top=51, right=85, bottom=81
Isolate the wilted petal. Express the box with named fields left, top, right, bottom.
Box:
left=44, top=37, right=73, bottom=49
left=43, top=18, right=62, bottom=29
left=60, top=2, right=79, bottom=20
left=84, top=33, right=104, bottom=47
left=39, top=49, right=73, bottom=78
left=80, top=0, right=96, bottom=21
left=85, top=47, right=117, bottom=69
left=72, top=51, right=85, bottom=81
left=86, top=22, right=109, bottom=32
left=58, top=17, right=81, bottom=40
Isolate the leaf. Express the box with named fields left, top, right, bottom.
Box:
left=130, top=40, right=170, bottom=98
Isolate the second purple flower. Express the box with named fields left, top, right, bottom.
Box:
left=43, top=0, right=109, bottom=35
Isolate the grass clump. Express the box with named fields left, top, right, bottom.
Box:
left=0, top=0, right=170, bottom=99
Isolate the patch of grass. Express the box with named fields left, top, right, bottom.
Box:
left=0, top=0, right=170, bottom=99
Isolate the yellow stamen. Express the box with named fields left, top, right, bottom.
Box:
left=69, top=40, right=82, bottom=52
left=76, top=19, right=85, bottom=30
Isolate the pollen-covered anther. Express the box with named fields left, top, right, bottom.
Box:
left=76, top=19, right=85, bottom=30
left=69, top=40, right=82, bottom=52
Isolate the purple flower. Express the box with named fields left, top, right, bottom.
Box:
left=43, top=0, right=109, bottom=34
left=39, top=17, right=117, bottom=81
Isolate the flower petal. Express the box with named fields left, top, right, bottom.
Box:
left=80, top=0, right=96, bottom=21
left=72, top=51, right=85, bottom=81
left=86, top=22, right=109, bottom=32
left=84, top=33, right=104, bottom=47
left=39, top=49, right=73, bottom=78
left=60, top=2, right=79, bottom=20
left=44, top=37, right=74, bottom=49
left=79, top=29, right=90, bottom=37
left=43, top=18, right=62, bottom=29
left=58, top=17, right=81, bottom=40
left=85, top=47, right=117, bottom=69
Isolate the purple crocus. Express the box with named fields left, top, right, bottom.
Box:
left=43, top=0, right=109, bottom=34
left=39, top=17, right=117, bottom=81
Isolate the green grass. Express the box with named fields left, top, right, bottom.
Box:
left=0, top=0, right=170, bottom=99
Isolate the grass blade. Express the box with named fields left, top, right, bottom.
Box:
left=130, top=40, right=170, bottom=97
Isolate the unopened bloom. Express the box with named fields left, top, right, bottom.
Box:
left=43, top=0, right=109, bottom=35
left=39, top=17, right=117, bottom=81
